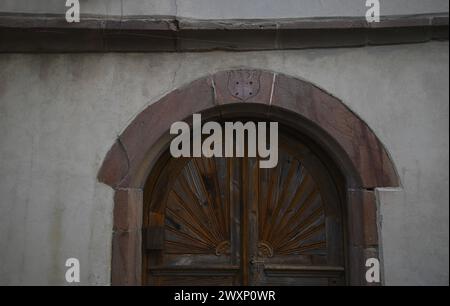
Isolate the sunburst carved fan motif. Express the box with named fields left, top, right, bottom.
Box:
left=163, top=151, right=326, bottom=258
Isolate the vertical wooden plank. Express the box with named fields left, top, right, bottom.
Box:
left=247, top=157, right=260, bottom=285
left=229, top=157, right=242, bottom=284
left=241, top=156, right=249, bottom=286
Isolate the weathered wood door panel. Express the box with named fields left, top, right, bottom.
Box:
left=144, top=133, right=345, bottom=286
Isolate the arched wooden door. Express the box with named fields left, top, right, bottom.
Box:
left=143, top=130, right=346, bottom=286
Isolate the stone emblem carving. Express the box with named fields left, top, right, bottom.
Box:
left=227, top=70, right=261, bottom=101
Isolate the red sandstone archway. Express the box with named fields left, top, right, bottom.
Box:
left=98, top=69, right=399, bottom=285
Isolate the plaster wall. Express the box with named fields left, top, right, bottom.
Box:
left=0, top=0, right=448, bottom=18
left=0, top=42, right=448, bottom=285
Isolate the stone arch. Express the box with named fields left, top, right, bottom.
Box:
left=97, top=69, right=400, bottom=285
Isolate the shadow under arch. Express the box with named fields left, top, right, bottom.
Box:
left=97, top=69, right=400, bottom=285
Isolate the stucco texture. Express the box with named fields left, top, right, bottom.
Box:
left=0, top=42, right=448, bottom=285
left=0, top=0, right=448, bottom=18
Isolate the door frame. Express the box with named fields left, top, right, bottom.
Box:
left=97, top=69, right=400, bottom=286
